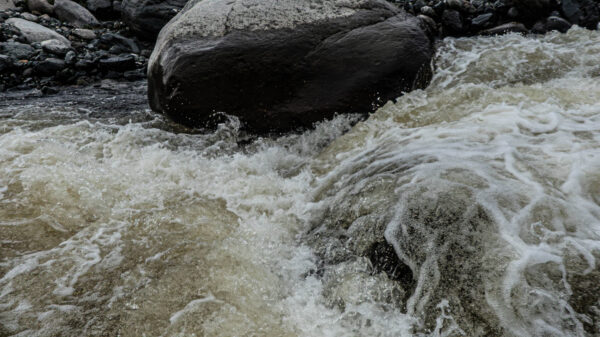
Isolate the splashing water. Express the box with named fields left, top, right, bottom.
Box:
left=1, top=27, right=600, bottom=337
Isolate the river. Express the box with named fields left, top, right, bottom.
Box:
left=1, top=27, right=599, bottom=337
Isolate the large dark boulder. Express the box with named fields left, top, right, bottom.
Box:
left=148, top=0, right=434, bottom=133
left=121, top=0, right=187, bottom=40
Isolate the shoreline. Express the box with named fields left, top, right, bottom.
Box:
left=1, top=0, right=598, bottom=94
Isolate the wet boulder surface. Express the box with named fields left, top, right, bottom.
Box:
left=147, top=0, right=434, bottom=133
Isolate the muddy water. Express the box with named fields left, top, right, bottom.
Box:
left=1, top=27, right=600, bottom=337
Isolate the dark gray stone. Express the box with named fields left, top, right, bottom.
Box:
left=420, top=5, right=436, bottom=18
left=481, top=22, right=527, bottom=35
left=0, top=0, right=15, bottom=11
left=54, top=0, right=100, bottom=28
left=121, top=0, right=187, bottom=40
left=19, top=12, right=39, bottom=21
left=418, top=14, right=438, bottom=37
left=507, top=6, right=519, bottom=18
left=41, top=38, right=71, bottom=55
left=442, top=9, right=464, bottom=35
left=99, top=32, right=139, bottom=53
left=71, top=28, right=96, bottom=40
left=546, top=16, right=572, bottom=32
left=99, top=54, right=135, bottom=71
left=123, top=68, right=144, bottom=80
left=531, top=20, right=547, bottom=34
left=413, top=0, right=426, bottom=13
left=0, top=54, right=10, bottom=72
left=74, top=58, right=94, bottom=69
left=561, top=0, right=599, bottom=29
left=86, top=0, right=115, bottom=18
left=6, top=18, right=71, bottom=46
left=512, top=0, right=553, bottom=12
left=64, top=50, right=76, bottom=64
left=0, top=41, right=35, bottom=59
left=148, top=0, right=434, bottom=133
left=34, top=57, right=65, bottom=75
left=471, top=13, right=494, bottom=28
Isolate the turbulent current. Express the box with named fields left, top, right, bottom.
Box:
left=2, top=28, right=600, bottom=337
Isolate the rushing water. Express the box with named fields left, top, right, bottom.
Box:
left=1, top=27, right=600, bottom=337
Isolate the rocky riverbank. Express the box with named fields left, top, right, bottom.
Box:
left=393, top=0, right=599, bottom=37
left=0, top=0, right=180, bottom=92
left=1, top=0, right=599, bottom=95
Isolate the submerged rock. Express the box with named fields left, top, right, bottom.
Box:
left=121, top=0, right=187, bottom=40
left=148, top=0, right=434, bottom=133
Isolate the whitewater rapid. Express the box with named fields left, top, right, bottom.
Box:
left=1, top=27, right=600, bottom=336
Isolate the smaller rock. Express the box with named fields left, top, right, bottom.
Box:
left=75, top=75, right=92, bottom=85
left=72, top=28, right=96, bottom=39
left=420, top=5, right=436, bottom=18
left=418, top=14, right=438, bottom=37
left=19, top=12, right=38, bottom=21
left=64, top=49, right=76, bottom=63
left=74, top=58, right=94, bottom=69
left=481, top=22, right=527, bottom=35
left=6, top=18, right=71, bottom=46
left=41, top=85, right=58, bottom=94
left=27, top=0, right=53, bottom=14
left=471, top=13, right=494, bottom=27
left=413, top=0, right=426, bottom=13
left=561, top=0, right=582, bottom=25
left=54, top=0, right=99, bottom=28
left=545, top=16, right=572, bottom=33
left=433, top=1, right=446, bottom=15
left=446, top=0, right=464, bottom=11
left=442, top=9, right=464, bottom=35
left=41, top=38, right=70, bottom=55
left=123, top=68, right=144, bottom=80
left=98, top=54, right=135, bottom=71
left=140, top=48, right=151, bottom=58
left=85, top=0, right=111, bottom=15
left=507, top=6, right=519, bottom=18
left=99, top=32, right=138, bottom=53
left=0, top=0, right=15, bottom=11
left=54, top=67, right=73, bottom=81
left=0, top=41, right=35, bottom=59
left=34, top=57, right=65, bottom=75
left=531, top=20, right=547, bottom=34
left=0, top=54, right=11, bottom=72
